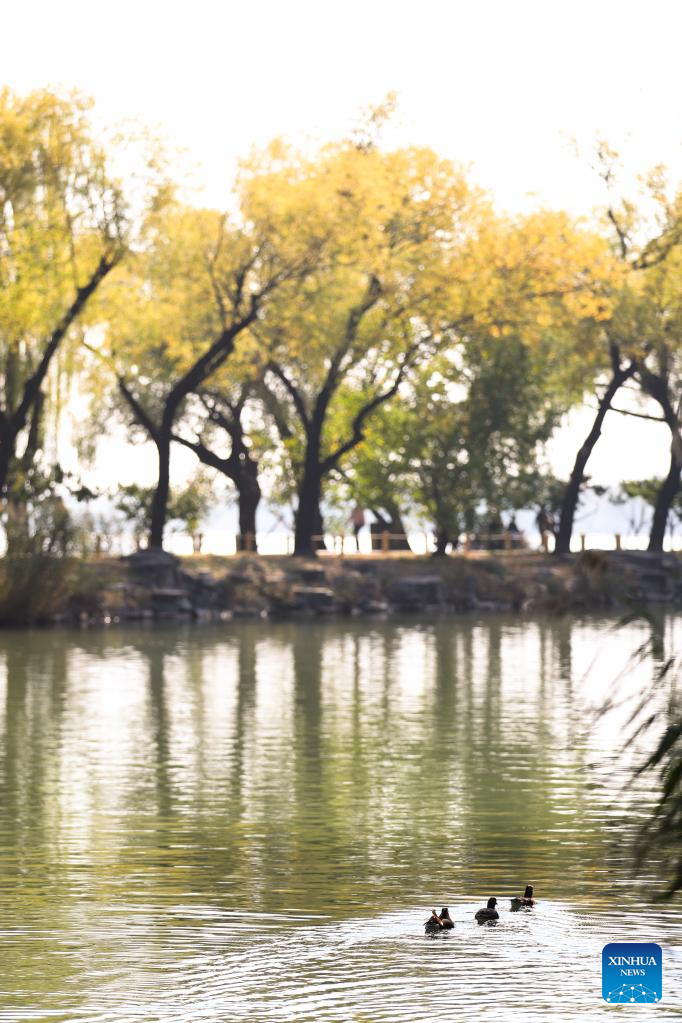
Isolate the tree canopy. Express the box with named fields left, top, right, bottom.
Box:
left=0, top=88, right=127, bottom=508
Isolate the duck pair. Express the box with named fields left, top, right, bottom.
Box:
left=424, top=907, right=454, bottom=932
left=476, top=885, right=535, bottom=925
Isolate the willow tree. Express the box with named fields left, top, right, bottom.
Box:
left=0, top=88, right=127, bottom=502
left=251, top=139, right=488, bottom=556
left=96, top=187, right=319, bottom=549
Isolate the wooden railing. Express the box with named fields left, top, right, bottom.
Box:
left=127, top=529, right=636, bottom=557
left=223, top=530, right=626, bottom=555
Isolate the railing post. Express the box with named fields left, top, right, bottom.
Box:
left=541, top=531, right=549, bottom=552
left=286, top=534, right=292, bottom=555
left=580, top=533, right=586, bottom=552
left=504, top=531, right=511, bottom=551
left=382, top=530, right=390, bottom=553
left=615, top=533, right=622, bottom=551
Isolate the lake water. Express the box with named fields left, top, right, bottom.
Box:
left=0, top=614, right=681, bottom=1021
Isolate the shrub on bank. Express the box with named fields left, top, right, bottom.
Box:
left=0, top=553, right=78, bottom=626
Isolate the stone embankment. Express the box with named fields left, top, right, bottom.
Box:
left=59, top=548, right=682, bottom=626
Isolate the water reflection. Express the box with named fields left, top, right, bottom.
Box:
left=0, top=615, right=680, bottom=1020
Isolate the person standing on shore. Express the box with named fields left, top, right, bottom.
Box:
left=350, top=504, right=365, bottom=552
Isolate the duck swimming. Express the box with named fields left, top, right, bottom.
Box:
left=438, top=907, right=454, bottom=929
left=510, top=884, right=535, bottom=911
left=424, top=909, right=444, bottom=933
left=475, top=897, right=499, bottom=924
left=424, top=907, right=454, bottom=933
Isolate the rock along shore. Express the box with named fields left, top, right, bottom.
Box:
left=50, top=547, right=682, bottom=627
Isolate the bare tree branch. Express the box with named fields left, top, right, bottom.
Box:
left=12, top=250, right=119, bottom=433
left=118, top=378, right=160, bottom=443
left=266, top=362, right=310, bottom=432
left=320, top=338, right=421, bottom=472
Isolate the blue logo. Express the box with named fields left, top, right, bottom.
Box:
left=602, top=943, right=662, bottom=1003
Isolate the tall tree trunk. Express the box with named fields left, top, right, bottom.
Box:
left=432, top=528, right=449, bottom=557
left=237, top=471, right=261, bottom=552
left=294, top=464, right=324, bottom=557
left=0, top=253, right=117, bottom=499
left=648, top=440, right=682, bottom=552
left=0, top=446, right=11, bottom=500
left=293, top=417, right=328, bottom=557
left=313, top=506, right=326, bottom=550
left=555, top=353, right=635, bottom=554
left=3, top=392, right=46, bottom=555
left=149, top=430, right=171, bottom=549
left=636, top=365, right=682, bottom=553
left=0, top=389, right=44, bottom=499
left=173, top=409, right=263, bottom=554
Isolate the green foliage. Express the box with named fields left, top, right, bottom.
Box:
left=618, top=478, right=662, bottom=507
left=113, top=474, right=215, bottom=537
left=167, top=472, right=215, bottom=535
left=613, top=477, right=682, bottom=538
left=341, top=331, right=567, bottom=544
left=536, top=472, right=605, bottom=521
left=112, top=483, right=153, bottom=535
left=1, top=460, right=97, bottom=553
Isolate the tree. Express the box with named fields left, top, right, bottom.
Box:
left=631, top=244, right=682, bottom=551
left=595, top=243, right=682, bottom=553
left=614, top=478, right=665, bottom=538
left=166, top=471, right=215, bottom=547
left=172, top=343, right=267, bottom=551
left=112, top=483, right=154, bottom=548
left=401, top=335, right=565, bottom=554
left=113, top=473, right=215, bottom=550
left=555, top=147, right=682, bottom=554
left=330, top=205, right=612, bottom=556
left=255, top=137, right=489, bottom=556
left=332, top=400, right=414, bottom=550
left=0, top=89, right=127, bottom=510
left=96, top=186, right=317, bottom=550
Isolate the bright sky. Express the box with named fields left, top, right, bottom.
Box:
left=7, top=0, right=682, bottom=215
left=5, top=0, right=682, bottom=531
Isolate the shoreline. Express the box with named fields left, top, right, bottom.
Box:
left=11, top=547, right=682, bottom=628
